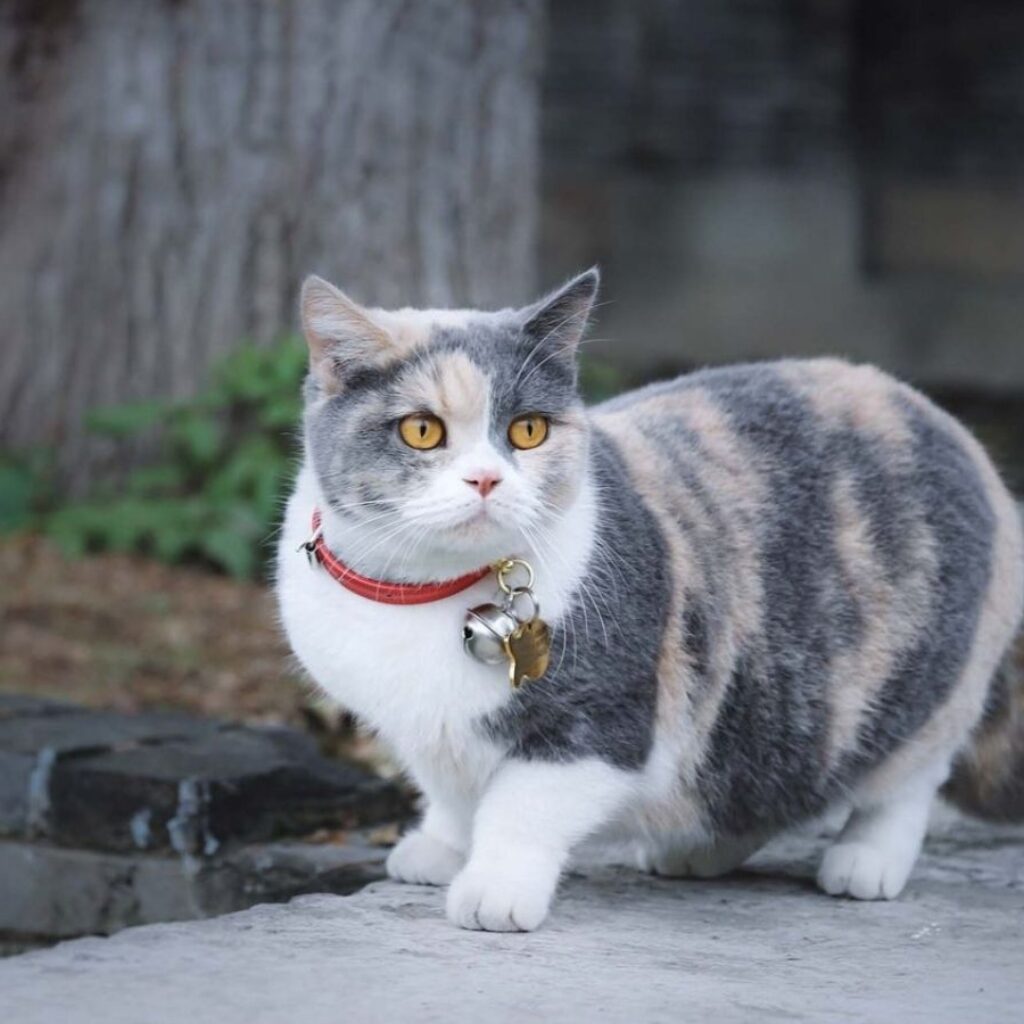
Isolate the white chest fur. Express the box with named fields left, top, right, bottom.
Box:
left=275, top=463, right=596, bottom=795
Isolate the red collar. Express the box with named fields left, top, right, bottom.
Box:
left=307, top=509, right=492, bottom=605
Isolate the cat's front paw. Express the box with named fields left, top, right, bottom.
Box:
left=817, top=841, right=912, bottom=900
left=446, top=852, right=560, bottom=932
left=386, top=830, right=464, bottom=886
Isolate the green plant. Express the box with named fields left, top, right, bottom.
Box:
left=0, top=449, right=55, bottom=532
left=43, top=339, right=308, bottom=578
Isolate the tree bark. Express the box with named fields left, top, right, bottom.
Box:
left=0, top=0, right=541, bottom=490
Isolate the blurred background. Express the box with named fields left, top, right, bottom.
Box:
left=1, top=0, right=1022, bottom=950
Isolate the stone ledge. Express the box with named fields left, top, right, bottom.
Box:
left=0, top=834, right=387, bottom=940
left=0, top=695, right=408, bottom=854
left=46, top=728, right=402, bottom=854
left=2, top=817, right=1022, bottom=1024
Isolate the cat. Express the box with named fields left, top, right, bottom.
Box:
left=276, top=268, right=1024, bottom=932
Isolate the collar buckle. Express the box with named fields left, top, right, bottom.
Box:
left=297, top=526, right=323, bottom=569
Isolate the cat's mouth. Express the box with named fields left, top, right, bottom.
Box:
left=438, top=502, right=511, bottom=540
left=452, top=505, right=498, bottom=531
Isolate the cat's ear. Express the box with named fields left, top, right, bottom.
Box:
left=300, top=275, right=395, bottom=392
left=520, top=267, right=600, bottom=359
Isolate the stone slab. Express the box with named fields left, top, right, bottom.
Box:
left=0, top=695, right=77, bottom=721
left=47, top=728, right=407, bottom=853
left=0, top=841, right=158, bottom=940
left=196, top=839, right=388, bottom=917
left=0, top=750, right=36, bottom=836
left=0, top=698, right=409, bottom=852
left=0, top=836, right=387, bottom=940
left=3, top=817, right=1022, bottom=1024
left=0, top=706, right=226, bottom=757
left=0, top=702, right=228, bottom=839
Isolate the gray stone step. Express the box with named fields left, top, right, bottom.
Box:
left=3, top=817, right=1023, bottom=1024
left=0, top=834, right=387, bottom=940
left=0, top=695, right=408, bottom=854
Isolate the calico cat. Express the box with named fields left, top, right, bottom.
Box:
left=276, top=268, right=1024, bottom=932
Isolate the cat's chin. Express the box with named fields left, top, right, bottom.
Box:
left=432, top=514, right=521, bottom=562
left=440, top=521, right=513, bottom=554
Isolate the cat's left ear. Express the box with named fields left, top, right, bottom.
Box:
left=520, top=267, right=600, bottom=359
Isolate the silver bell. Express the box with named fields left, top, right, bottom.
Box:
left=462, top=603, right=517, bottom=664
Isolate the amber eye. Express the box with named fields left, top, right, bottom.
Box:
left=399, top=413, right=445, bottom=450
left=508, top=415, right=549, bottom=451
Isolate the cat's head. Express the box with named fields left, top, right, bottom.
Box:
left=299, top=269, right=599, bottom=575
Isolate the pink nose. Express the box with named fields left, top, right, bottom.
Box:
left=463, top=472, right=502, bottom=498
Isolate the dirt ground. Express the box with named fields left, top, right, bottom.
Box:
left=0, top=533, right=304, bottom=723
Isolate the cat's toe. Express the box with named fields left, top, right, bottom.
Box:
left=446, top=856, right=558, bottom=932
left=817, top=841, right=910, bottom=900
left=386, top=831, right=464, bottom=886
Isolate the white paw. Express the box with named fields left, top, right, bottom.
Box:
left=446, top=854, right=559, bottom=932
left=817, top=841, right=913, bottom=900
left=386, top=830, right=464, bottom=886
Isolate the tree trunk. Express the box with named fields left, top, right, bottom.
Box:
left=0, top=0, right=541, bottom=490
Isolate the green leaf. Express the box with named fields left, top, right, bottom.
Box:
left=92, top=498, right=158, bottom=552
left=86, top=401, right=166, bottom=437
left=152, top=525, right=196, bottom=562
left=203, top=436, right=282, bottom=505
left=200, top=526, right=257, bottom=579
left=169, top=411, right=223, bottom=468
left=125, top=464, right=187, bottom=497
left=0, top=457, right=39, bottom=531
left=45, top=503, right=111, bottom=556
left=268, top=337, right=309, bottom=385
left=218, top=346, right=274, bottom=401
left=258, top=396, right=302, bottom=429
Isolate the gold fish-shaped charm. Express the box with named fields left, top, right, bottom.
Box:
left=504, top=617, right=552, bottom=688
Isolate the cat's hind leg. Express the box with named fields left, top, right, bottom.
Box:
left=648, top=831, right=765, bottom=879
left=817, top=756, right=949, bottom=900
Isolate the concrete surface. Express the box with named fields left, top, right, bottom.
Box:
left=3, top=814, right=1022, bottom=1024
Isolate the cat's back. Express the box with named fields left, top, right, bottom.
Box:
left=591, top=356, right=1020, bottom=597
left=592, top=357, right=1008, bottom=524
left=591, top=357, right=1023, bottom=832
left=596, top=357, right=934, bottom=454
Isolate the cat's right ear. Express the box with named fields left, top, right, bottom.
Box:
left=300, top=276, right=394, bottom=392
